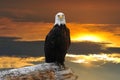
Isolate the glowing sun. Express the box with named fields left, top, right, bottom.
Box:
left=73, top=34, right=103, bottom=42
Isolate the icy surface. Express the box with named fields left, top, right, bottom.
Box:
left=0, top=63, right=77, bottom=80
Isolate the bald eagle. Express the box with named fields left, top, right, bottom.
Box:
left=44, top=12, right=71, bottom=68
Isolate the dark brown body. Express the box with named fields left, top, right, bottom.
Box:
left=44, top=24, right=71, bottom=65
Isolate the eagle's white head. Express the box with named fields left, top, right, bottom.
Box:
left=55, top=12, right=66, bottom=26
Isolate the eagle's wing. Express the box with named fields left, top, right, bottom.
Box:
left=44, top=27, right=60, bottom=49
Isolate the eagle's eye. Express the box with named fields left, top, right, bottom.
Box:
left=58, top=15, right=60, bottom=17
left=58, top=15, right=64, bottom=19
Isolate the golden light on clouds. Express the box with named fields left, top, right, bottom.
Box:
left=0, top=54, right=120, bottom=69
left=66, top=54, right=120, bottom=67
left=67, top=23, right=120, bottom=47
left=72, top=34, right=103, bottom=42
left=0, top=57, right=44, bottom=69
left=0, top=18, right=120, bottom=46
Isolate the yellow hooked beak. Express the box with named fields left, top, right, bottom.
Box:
left=58, top=15, right=63, bottom=19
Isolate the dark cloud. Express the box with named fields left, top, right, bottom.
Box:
left=0, top=37, right=44, bottom=57
left=81, top=24, right=120, bottom=33
left=107, top=47, right=120, bottom=53
left=0, top=0, right=120, bottom=23
left=1, top=37, right=120, bottom=57
left=69, top=41, right=108, bottom=54
left=115, top=34, right=120, bottom=36
left=69, top=41, right=120, bottom=54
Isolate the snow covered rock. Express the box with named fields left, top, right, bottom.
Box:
left=0, top=63, right=77, bottom=80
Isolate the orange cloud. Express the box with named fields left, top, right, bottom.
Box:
left=0, top=19, right=120, bottom=46
left=67, top=23, right=120, bottom=47
left=0, top=56, right=44, bottom=68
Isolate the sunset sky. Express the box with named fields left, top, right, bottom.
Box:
left=0, top=0, right=120, bottom=23
left=0, top=0, right=120, bottom=47
left=0, top=1, right=120, bottom=79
